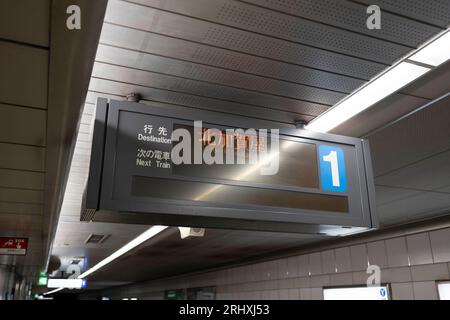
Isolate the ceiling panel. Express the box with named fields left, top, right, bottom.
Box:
left=377, top=191, right=450, bottom=225
left=369, top=95, right=450, bottom=177
left=92, top=61, right=341, bottom=109
left=374, top=185, right=421, bottom=207
left=120, top=0, right=410, bottom=64
left=376, top=151, right=450, bottom=191
left=240, top=0, right=441, bottom=47
left=0, top=103, right=46, bottom=146
left=0, top=40, right=48, bottom=109
left=400, top=61, right=450, bottom=99
left=88, top=78, right=306, bottom=125
left=0, top=0, right=50, bottom=47
left=331, top=93, right=429, bottom=137
left=95, top=44, right=364, bottom=93
left=100, top=8, right=386, bottom=80
left=88, top=227, right=325, bottom=283
left=354, top=0, right=450, bottom=28
left=0, top=143, right=45, bottom=172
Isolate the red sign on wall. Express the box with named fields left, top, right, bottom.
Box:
left=0, top=237, right=28, bottom=255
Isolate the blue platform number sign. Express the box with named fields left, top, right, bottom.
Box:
left=319, top=145, right=347, bottom=193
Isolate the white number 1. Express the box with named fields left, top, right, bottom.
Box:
left=323, top=151, right=340, bottom=187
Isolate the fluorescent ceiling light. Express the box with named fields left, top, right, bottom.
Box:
left=43, top=287, right=64, bottom=295
left=305, top=62, right=430, bottom=132
left=78, top=225, right=168, bottom=279
left=410, top=30, right=450, bottom=67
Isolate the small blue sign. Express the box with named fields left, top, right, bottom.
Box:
left=319, top=145, right=347, bottom=192
left=81, top=279, right=87, bottom=289
left=380, top=288, right=386, bottom=297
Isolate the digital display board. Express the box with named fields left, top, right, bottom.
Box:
left=82, top=99, right=377, bottom=235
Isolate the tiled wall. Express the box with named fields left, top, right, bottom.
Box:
left=82, top=226, right=450, bottom=300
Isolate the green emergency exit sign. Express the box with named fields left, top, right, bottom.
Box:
left=37, top=273, right=48, bottom=286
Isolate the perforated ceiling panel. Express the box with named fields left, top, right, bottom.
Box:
left=354, top=0, right=450, bottom=28
left=95, top=0, right=450, bottom=129
left=104, top=1, right=389, bottom=78
left=241, top=0, right=440, bottom=47
left=95, top=44, right=363, bottom=93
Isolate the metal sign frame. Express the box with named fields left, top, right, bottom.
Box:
left=82, top=98, right=377, bottom=235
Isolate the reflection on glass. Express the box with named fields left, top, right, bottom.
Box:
left=132, top=176, right=349, bottom=213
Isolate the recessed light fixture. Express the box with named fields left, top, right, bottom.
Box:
left=43, top=287, right=63, bottom=296
left=306, top=28, right=450, bottom=133
left=409, top=30, right=450, bottom=67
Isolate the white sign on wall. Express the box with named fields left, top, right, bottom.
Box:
left=47, top=278, right=87, bottom=289
left=323, top=286, right=389, bottom=300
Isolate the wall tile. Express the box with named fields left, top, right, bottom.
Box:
left=288, top=288, right=300, bottom=300
left=279, top=289, right=289, bottom=300
left=334, top=247, right=352, bottom=272
left=238, top=291, right=250, bottom=300
left=410, top=263, right=449, bottom=281
left=386, top=238, right=409, bottom=267
left=295, top=277, right=311, bottom=288
left=262, top=279, right=278, bottom=291
left=382, top=267, right=412, bottom=283
left=352, top=271, right=368, bottom=285
left=308, top=252, right=322, bottom=275
left=249, top=291, right=261, bottom=300
left=406, top=233, right=433, bottom=265
left=260, top=291, right=271, bottom=300
left=251, top=281, right=265, bottom=291
left=321, top=250, right=336, bottom=274
left=430, top=229, right=450, bottom=263
left=268, top=290, right=279, bottom=300
left=391, top=283, right=414, bottom=300
left=310, top=275, right=330, bottom=287
left=350, top=244, right=368, bottom=271
left=252, top=263, right=265, bottom=281
left=310, top=288, right=323, bottom=300
left=278, top=278, right=292, bottom=289
left=367, top=240, right=388, bottom=268
left=229, top=267, right=240, bottom=284
left=269, top=260, right=279, bottom=280
left=262, top=260, right=278, bottom=280
left=277, top=258, right=289, bottom=279
left=412, top=281, right=438, bottom=300
left=297, top=255, right=309, bottom=276
left=299, top=288, right=311, bottom=300
left=287, top=256, right=299, bottom=278
left=329, top=272, right=353, bottom=286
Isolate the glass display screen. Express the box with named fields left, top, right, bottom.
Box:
left=172, top=124, right=320, bottom=189
left=132, top=176, right=349, bottom=213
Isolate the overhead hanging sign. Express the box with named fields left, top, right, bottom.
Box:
left=82, top=99, right=377, bottom=235
left=0, top=237, right=28, bottom=255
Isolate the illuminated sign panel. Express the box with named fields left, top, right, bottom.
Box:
left=0, top=237, right=28, bottom=255
left=82, top=99, right=377, bottom=235
left=438, top=282, right=450, bottom=300
left=324, top=286, right=389, bottom=300
left=47, top=278, right=87, bottom=289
